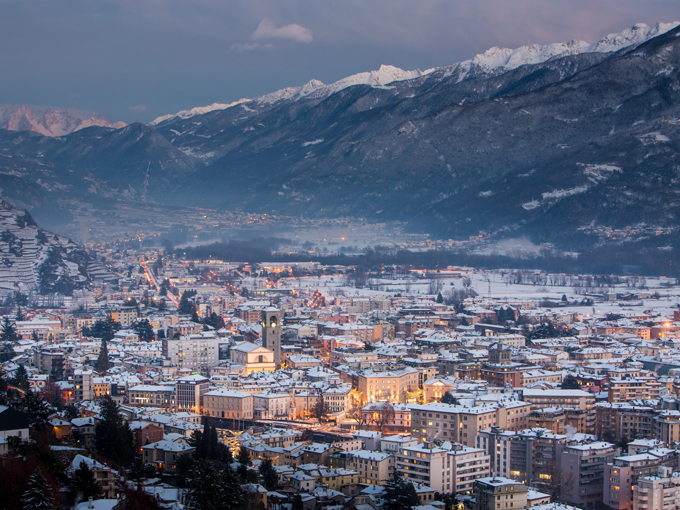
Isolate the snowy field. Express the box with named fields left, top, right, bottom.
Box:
left=247, top=269, right=680, bottom=316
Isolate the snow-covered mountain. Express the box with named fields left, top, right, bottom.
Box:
left=0, top=105, right=125, bottom=137
left=151, top=22, right=678, bottom=126
left=0, top=199, right=102, bottom=296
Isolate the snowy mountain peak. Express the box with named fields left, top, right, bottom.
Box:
left=149, top=99, right=250, bottom=126
left=588, top=21, right=680, bottom=53
left=149, top=21, right=679, bottom=126
left=0, top=105, right=125, bottom=137
left=443, top=21, right=679, bottom=81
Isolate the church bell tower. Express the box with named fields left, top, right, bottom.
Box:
left=261, top=308, right=282, bottom=369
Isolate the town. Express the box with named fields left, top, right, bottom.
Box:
left=2, top=251, right=680, bottom=510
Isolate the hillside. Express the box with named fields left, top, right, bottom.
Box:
left=0, top=200, right=107, bottom=295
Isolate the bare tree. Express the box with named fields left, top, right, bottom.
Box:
left=537, top=460, right=574, bottom=503
left=368, top=403, right=395, bottom=433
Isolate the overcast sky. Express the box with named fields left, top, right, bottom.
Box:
left=1, top=0, right=677, bottom=123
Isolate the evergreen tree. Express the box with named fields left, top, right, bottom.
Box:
left=68, top=461, right=103, bottom=503
left=311, top=395, right=328, bottom=423
left=15, top=307, right=25, bottom=322
left=561, top=375, right=581, bottom=390
left=237, top=445, right=251, bottom=465
left=95, top=339, right=111, bottom=373
left=84, top=317, right=120, bottom=341
left=94, top=395, right=135, bottom=467
left=22, top=390, right=51, bottom=431
left=185, top=460, right=245, bottom=510
left=436, top=292, right=443, bottom=304
left=440, top=392, right=459, bottom=405
left=13, top=363, right=29, bottom=391
left=132, top=319, right=155, bottom=342
left=64, top=404, right=79, bottom=420
left=21, top=467, right=55, bottom=510
left=383, top=471, right=421, bottom=510
left=291, top=494, right=304, bottom=510
left=259, top=458, right=278, bottom=490
left=178, top=294, right=195, bottom=315
left=1, top=317, right=19, bottom=343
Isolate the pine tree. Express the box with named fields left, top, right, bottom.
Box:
left=1, top=317, right=18, bottom=343
left=68, top=461, right=103, bottom=503
left=383, top=471, right=421, bottom=510
left=16, top=307, right=25, bottom=322
left=13, top=363, right=29, bottom=390
left=259, top=458, right=278, bottom=490
left=21, top=467, right=56, bottom=510
left=95, top=339, right=111, bottom=373
left=95, top=395, right=135, bottom=467
left=185, top=460, right=245, bottom=510
left=436, top=292, right=443, bottom=303
left=237, top=445, right=251, bottom=465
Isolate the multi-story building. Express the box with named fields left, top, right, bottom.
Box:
left=595, top=402, right=656, bottom=440
left=604, top=450, right=678, bottom=510
left=473, top=477, right=528, bottom=510
left=557, top=441, right=618, bottom=508
left=346, top=450, right=394, bottom=485
left=609, top=377, right=662, bottom=403
left=357, top=367, right=419, bottom=403
left=109, top=307, right=138, bottom=327
left=655, top=411, right=680, bottom=444
left=33, top=348, right=65, bottom=380
left=175, top=375, right=209, bottom=414
left=633, top=467, right=680, bottom=510
left=203, top=388, right=254, bottom=420
left=397, top=441, right=490, bottom=493
left=128, top=385, right=175, bottom=409
left=73, top=368, right=93, bottom=402
left=162, top=333, right=219, bottom=373
left=252, top=392, right=291, bottom=419
left=410, top=401, right=532, bottom=447
left=519, top=388, right=596, bottom=433
left=476, top=427, right=567, bottom=488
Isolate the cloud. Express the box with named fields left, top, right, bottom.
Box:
left=229, top=42, right=274, bottom=53
left=129, top=104, right=148, bottom=113
left=250, top=19, right=313, bottom=44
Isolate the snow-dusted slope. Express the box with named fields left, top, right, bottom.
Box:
left=151, top=21, right=679, bottom=127
left=149, top=99, right=250, bottom=126
left=0, top=105, right=125, bottom=137
left=440, top=21, right=680, bottom=80
left=0, top=200, right=96, bottom=296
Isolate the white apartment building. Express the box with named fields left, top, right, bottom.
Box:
left=397, top=441, right=490, bottom=493
left=634, top=467, right=680, bottom=510
left=253, top=392, right=291, bottom=419
left=73, top=368, right=94, bottom=402
left=162, top=332, right=219, bottom=373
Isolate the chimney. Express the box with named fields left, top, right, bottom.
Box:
left=88, top=497, right=94, bottom=509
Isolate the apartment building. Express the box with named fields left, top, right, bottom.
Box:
left=604, top=450, right=678, bottom=510
left=203, top=388, right=254, bottom=420
left=162, top=332, right=219, bottom=373
left=473, top=477, right=528, bottom=510
left=633, top=467, right=680, bottom=510
left=410, top=401, right=532, bottom=447
left=655, top=411, right=680, bottom=444
left=519, top=388, right=596, bottom=433
left=557, top=441, right=619, bottom=508
left=476, top=427, right=567, bottom=488
left=346, top=450, right=394, bottom=485
left=397, top=441, right=489, bottom=493
left=252, top=392, right=291, bottom=419
left=595, top=402, right=656, bottom=440
left=128, top=385, right=175, bottom=409
left=175, top=374, right=209, bottom=413
left=356, top=367, right=419, bottom=403
left=609, top=377, right=662, bottom=403
left=73, top=368, right=93, bottom=402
